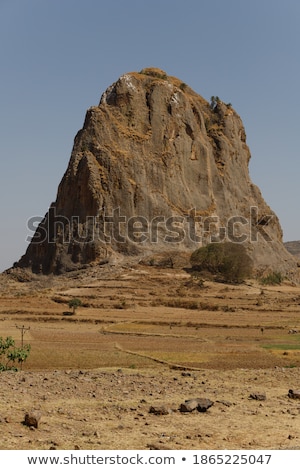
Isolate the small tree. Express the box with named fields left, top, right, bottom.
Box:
left=210, top=96, right=221, bottom=110
left=190, top=242, right=253, bottom=283
left=68, top=298, right=82, bottom=315
left=0, top=336, right=31, bottom=371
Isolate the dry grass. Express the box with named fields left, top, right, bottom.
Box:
left=1, top=263, right=300, bottom=450
left=1, top=264, right=300, bottom=371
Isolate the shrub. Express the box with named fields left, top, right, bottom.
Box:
left=139, top=68, right=167, bottom=80
left=114, top=299, right=128, bottom=309
left=0, top=336, right=31, bottom=371
left=190, top=242, right=253, bottom=283
left=260, top=271, right=283, bottom=285
left=68, top=298, right=82, bottom=315
left=153, top=298, right=199, bottom=310
left=210, top=96, right=221, bottom=109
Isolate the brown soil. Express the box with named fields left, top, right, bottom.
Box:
left=1, top=261, right=300, bottom=450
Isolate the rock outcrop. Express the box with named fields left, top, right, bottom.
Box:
left=16, top=68, right=297, bottom=274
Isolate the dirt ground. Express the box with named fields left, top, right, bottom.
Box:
left=1, top=260, right=300, bottom=450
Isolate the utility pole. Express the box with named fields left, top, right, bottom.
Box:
left=16, top=325, right=30, bottom=348
left=15, top=325, right=30, bottom=370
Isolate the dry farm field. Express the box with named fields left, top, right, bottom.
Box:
left=0, top=262, right=300, bottom=450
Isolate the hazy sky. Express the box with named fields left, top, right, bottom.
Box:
left=1, top=0, right=299, bottom=272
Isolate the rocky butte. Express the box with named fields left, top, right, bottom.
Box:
left=16, top=68, right=297, bottom=275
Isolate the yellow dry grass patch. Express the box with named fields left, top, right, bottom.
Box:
left=1, top=264, right=300, bottom=371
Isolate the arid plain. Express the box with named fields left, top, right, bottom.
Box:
left=1, top=260, right=300, bottom=450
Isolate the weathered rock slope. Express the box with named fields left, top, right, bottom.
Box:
left=16, top=68, right=296, bottom=274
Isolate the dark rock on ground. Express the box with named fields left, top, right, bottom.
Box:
left=288, top=389, right=300, bottom=399
left=23, top=410, right=42, bottom=429
left=149, top=405, right=171, bottom=415
left=179, top=398, right=213, bottom=413
left=249, top=392, right=267, bottom=401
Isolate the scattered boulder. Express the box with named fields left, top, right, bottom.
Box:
left=181, top=372, right=192, bottom=377
left=149, top=405, right=171, bottom=415
left=179, top=398, right=213, bottom=413
left=179, top=399, right=199, bottom=412
left=23, top=410, right=42, bottom=429
left=249, top=392, right=267, bottom=401
left=288, top=389, right=300, bottom=399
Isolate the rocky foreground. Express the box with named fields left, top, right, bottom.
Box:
left=1, top=366, right=300, bottom=450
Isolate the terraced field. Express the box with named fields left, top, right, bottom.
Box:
left=1, top=263, right=300, bottom=371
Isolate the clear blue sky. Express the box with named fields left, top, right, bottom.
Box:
left=1, top=0, right=299, bottom=272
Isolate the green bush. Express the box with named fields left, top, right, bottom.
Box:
left=0, top=336, right=31, bottom=371
left=260, top=271, right=283, bottom=285
left=68, top=298, right=82, bottom=315
left=190, top=242, right=253, bottom=283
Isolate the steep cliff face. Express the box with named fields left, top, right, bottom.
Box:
left=16, top=68, right=296, bottom=274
